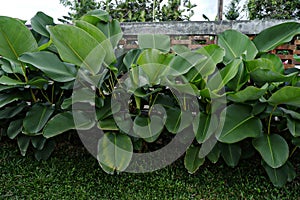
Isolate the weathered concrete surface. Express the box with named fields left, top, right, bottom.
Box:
left=121, top=20, right=299, bottom=36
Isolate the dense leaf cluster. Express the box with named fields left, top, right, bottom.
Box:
left=0, top=11, right=300, bottom=187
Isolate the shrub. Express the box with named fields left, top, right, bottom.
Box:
left=0, top=11, right=299, bottom=187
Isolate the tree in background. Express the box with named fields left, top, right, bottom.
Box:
left=59, top=0, right=196, bottom=22
left=224, top=0, right=242, bottom=20
left=247, top=0, right=300, bottom=20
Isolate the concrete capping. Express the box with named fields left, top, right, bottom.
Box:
left=121, top=20, right=300, bottom=36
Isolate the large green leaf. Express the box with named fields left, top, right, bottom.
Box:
left=97, top=132, right=133, bottom=174
left=167, top=51, right=206, bottom=76
left=123, top=49, right=142, bottom=70
left=218, top=30, right=258, bottom=63
left=96, top=19, right=122, bottom=48
left=0, top=93, right=21, bottom=109
left=287, top=117, right=300, bottom=137
left=0, top=16, right=38, bottom=62
left=184, top=145, right=205, bottom=174
left=75, top=20, right=115, bottom=64
left=34, top=139, right=56, bottom=161
left=138, top=34, right=170, bottom=52
left=220, top=143, right=241, bottom=167
left=23, top=104, right=54, bottom=135
left=226, top=62, right=249, bottom=91
left=17, top=135, right=30, bottom=156
left=280, top=107, right=300, bottom=120
left=253, top=22, right=300, bottom=53
left=193, top=113, right=219, bottom=143
left=43, top=112, right=75, bottom=138
left=133, top=115, right=164, bottom=143
left=7, top=119, right=23, bottom=139
left=0, top=102, right=26, bottom=119
left=208, top=59, right=242, bottom=91
left=267, top=86, right=300, bottom=107
left=47, top=25, right=106, bottom=75
left=137, top=49, right=172, bottom=84
left=31, top=135, right=46, bottom=150
left=218, top=104, right=262, bottom=143
left=30, top=11, right=55, bottom=37
left=253, top=134, right=289, bottom=168
left=0, top=75, right=25, bottom=86
left=262, top=160, right=296, bottom=187
left=194, top=44, right=225, bottom=77
left=20, top=51, right=77, bottom=82
left=207, top=144, right=221, bottom=164
left=227, top=84, right=268, bottom=103
left=81, top=10, right=111, bottom=24
left=165, top=108, right=193, bottom=134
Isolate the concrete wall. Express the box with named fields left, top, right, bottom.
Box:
left=121, top=20, right=298, bottom=36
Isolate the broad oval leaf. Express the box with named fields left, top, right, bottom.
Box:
left=47, top=25, right=106, bottom=75
left=218, top=30, right=258, bottom=63
left=262, top=160, right=296, bottom=187
left=253, top=134, right=289, bottom=168
left=218, top=104, right=262, bottom=143
left=167, top=51, right=206, bottom=76
left=165, top=108, right=193, bottom=134
left=133, top=115, right=164, bottom=143
left=227, top=84, right=268, bottom=103
left=184, top=145, right=205, bottom=174
left=253, top=22, right=300, bottom=53
left=123, top=49, right=142, bottom=70
left=287, top=117, right=300, bottom=137
left=43, top=112, right=75, bottom=138
left=138, top=34, right=170, bottom=52
left=20, top=51, right=77, bottom=82
left=7, top=119, right=23, bottom=139
left=23, top=104, right=54, bottom=135
left=220, top=143, right=241, bottom=167
left=268, top=86, right=300, bottom=107
left=75, top=20, right=115, bottom=64
left=30, top=11, right=55, bottom=37
left=0, top=16, right=38, bottom=62
left=193, top=112, right=219, bottom=143
left=17, top=135, right=30, bottom=156
left=208, top=59, right=242, bottom=92
left=97, top=132, right=133, bottom=174
left=34, top=139, right=56, bottom=161
left=0, top=102, right=26, bottom=119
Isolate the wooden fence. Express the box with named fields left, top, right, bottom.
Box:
left=120, top=20, right=300, bottom=68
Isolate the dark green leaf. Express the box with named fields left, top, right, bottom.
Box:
left=0, top=16, right=38, bottom=62
left=43, top=112, right=75, bottom=138
left=20, top=52, right=77, bottom=82
left=31, top=11, right=55, bottom=37
left=218, top=104, right=262, bottom=143
left=253, top=134, right=289, bottom=168
left=253, top=22, right=300, bottom=52
left=7, top=119, right=23, bottom=139
left=97, top=132, right=133, bottom=174
left=184, top=145, right=205, bottom=174
left=220, top=143, right=241, bottom=167
left=23, top=104, right=54, bottom=135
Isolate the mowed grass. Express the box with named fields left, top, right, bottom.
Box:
left=1, top=139, right=300, bottom=200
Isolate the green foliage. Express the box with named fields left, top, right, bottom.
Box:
left=59, top=0, right=196, bottom=22
left=224, top=0, right=242, bottom=20
left=247, top=0, right=300, bottom=20
left=1, top=11, right=300, bottom=187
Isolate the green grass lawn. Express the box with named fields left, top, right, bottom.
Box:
left=1, top=139, right=300, bottom=199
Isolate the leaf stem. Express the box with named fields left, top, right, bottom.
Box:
left=267, top=105, right=277, bottom=135
left=290, top=146, right=298, bottom=158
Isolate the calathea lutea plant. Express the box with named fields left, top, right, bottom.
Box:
left=0, top=10, right=299, bottom=187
